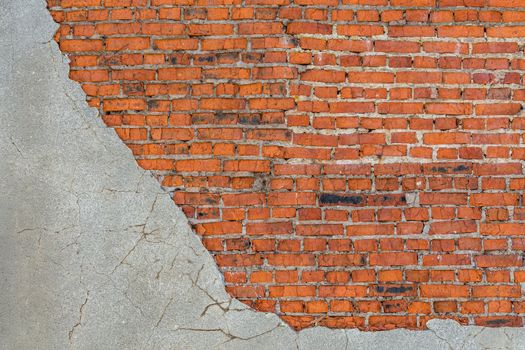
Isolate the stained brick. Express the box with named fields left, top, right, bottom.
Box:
left=50, top=0, right=525, bottom=331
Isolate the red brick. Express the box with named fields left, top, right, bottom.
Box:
left=52, top=0, right=525, bottom=331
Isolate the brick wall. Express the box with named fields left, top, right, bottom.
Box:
left=47, top=0, right=525, bottom=331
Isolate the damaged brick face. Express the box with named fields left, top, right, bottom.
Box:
left=47, top=0, right=525, bottom=331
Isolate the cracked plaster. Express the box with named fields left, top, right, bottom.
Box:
left=0, top=0, right=524, bottom=348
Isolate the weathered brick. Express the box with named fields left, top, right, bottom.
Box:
left=50, top=0, right=525, bottom=331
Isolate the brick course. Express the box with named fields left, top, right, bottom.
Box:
left=48, top=0, right=525, bottom=331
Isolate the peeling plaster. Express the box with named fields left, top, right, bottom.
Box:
left=0, top=0, right=524, bottom=348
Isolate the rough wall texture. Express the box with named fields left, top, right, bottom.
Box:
left=45, top=0, right=525, bottom=331
left=2, top=0, right=525, bottom=348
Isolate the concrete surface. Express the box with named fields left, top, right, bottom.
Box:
left=0, top=0, right=524, bottom=348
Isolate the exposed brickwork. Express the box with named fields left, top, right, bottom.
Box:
left=47, top=0, right=525, bottom=331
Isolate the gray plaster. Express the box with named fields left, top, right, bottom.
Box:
left=0, top=0, right=524, bottom=348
